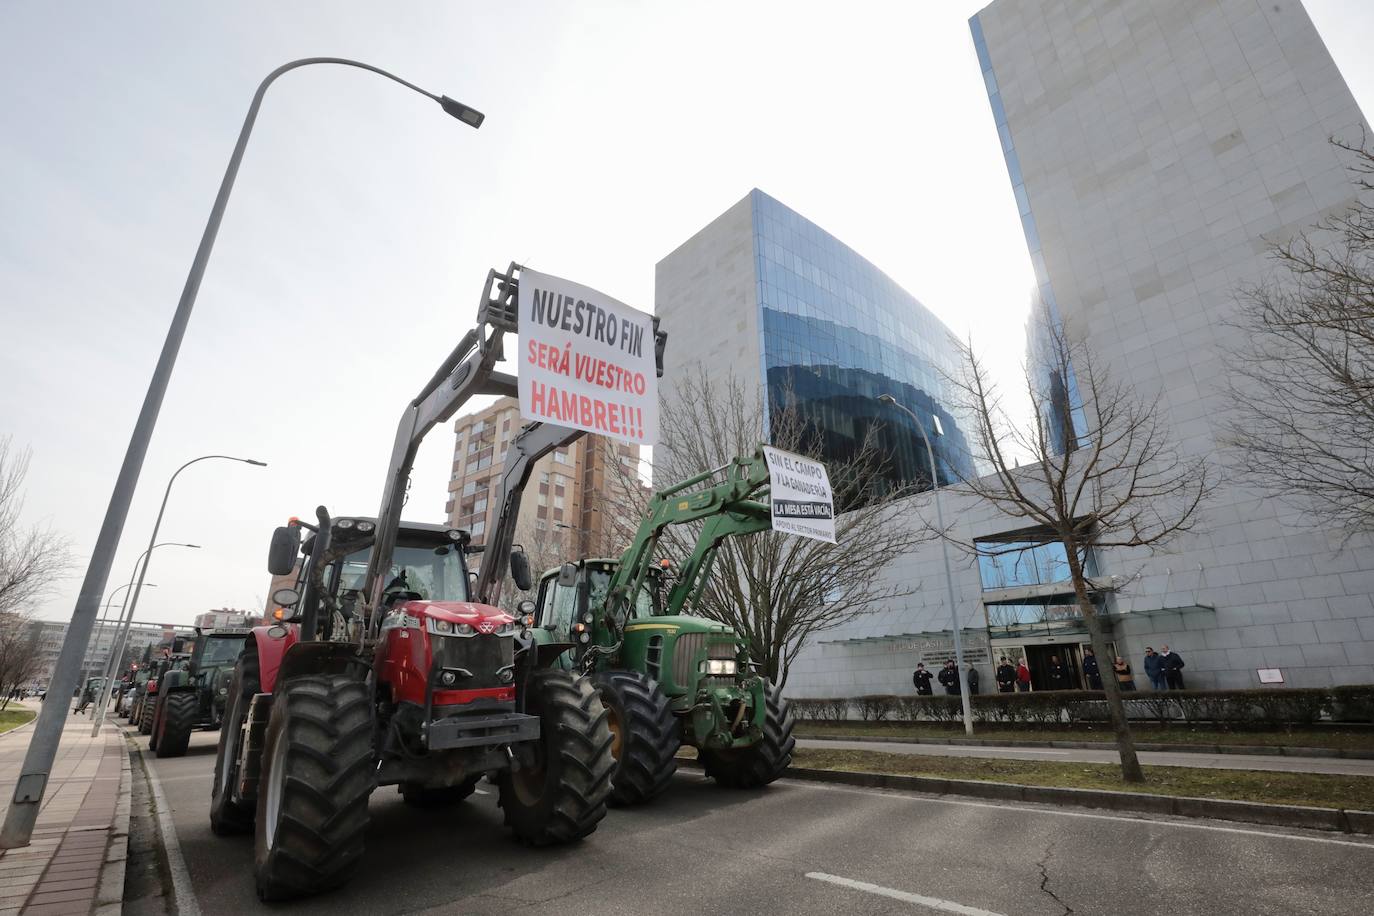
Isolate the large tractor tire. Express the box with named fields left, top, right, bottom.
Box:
left=148, top=696, right=164, bottom=750
left=699, top=680, right=796, bottom=789
left=253, top=674, right=374, bottom=902
left=399, top=776, right=482, bottom=808
left=138, top=696, right=155, bottom=735
left=497, top=669, right=614, bottom=846
left=210, top=647, right=260, bottom=835
left=155, top=692, right=198, bottom=758
left=591, top=669, right=679, bottom=806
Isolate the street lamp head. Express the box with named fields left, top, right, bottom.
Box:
left=438, top=95, right=484, bottom=128
left=244, top=459, right=268, bottom=467
left=877, top=394, right=897, bottom=406
left=183, top=544, right=202, bottom=550
left=932, top=415, right=945, bottom=437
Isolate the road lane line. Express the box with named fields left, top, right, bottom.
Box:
left=806, top=872, right=1007, bottom=915
left=137, top=744, right=203, bottom=916
left=783, top=778, right=1374, bottom=850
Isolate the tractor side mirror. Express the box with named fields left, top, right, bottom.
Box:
left=557, top=562, right=578, bottom=588
left=272, top=587, right=300, bottom=608
left=267, top=526, right=302, bottom=576
left=510, top=548, right=532, bottom=592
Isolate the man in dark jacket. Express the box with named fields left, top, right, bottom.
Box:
left=912, top=663, right=934, bottom=696
left=937, top=659, right=960, bottom=695
left=995, top=657, right=1017, bottom=693
left=1143, top=647, right=1166, bottom=690
left=1045, top=655, right=1070, bottom=691
left=966, top=664, right=981, bottom=695
left=1160, top=644, right=1186, bottom=689
left=1082, top=648, right=1103, bottom=690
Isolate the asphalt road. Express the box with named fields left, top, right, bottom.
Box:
left=132, top=727, right=1374, bottom=916
left=796, top=738, right=1374, bottom=776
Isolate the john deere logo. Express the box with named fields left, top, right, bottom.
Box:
left=478, top=621, right=496, bottom=634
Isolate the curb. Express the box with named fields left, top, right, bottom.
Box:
left=797, top=732, right=1374, bottom=760
left=0, top=707, right=39, bottom=737
left=95, top=723, right=133, bottom=916
left=682, top=759, right=1374, bottom=835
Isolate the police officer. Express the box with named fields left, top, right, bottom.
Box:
left=937, top=659, right=960, bottom=695
left=912, top=663, right=934, bottom=696
left=995, top=657, right=1017, bottom=693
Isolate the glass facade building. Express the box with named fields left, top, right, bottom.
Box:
left=749, top=190, right=973, bottom=493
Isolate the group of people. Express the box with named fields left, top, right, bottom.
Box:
left=911, top=645, right=1187, bottom=694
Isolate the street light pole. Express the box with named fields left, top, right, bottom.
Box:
left=90, top=454, right=264, bottom=735
left=0, top=59, right=483, bottom=849
left=877, top=394, right=974, bottom=735
left=89, top=542, right=200, bottom=729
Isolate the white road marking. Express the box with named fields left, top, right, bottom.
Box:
left=806, top=872, right=1007, bottom=915
left=784, top=778, right=1374, bottom=850
left=137, top=743, right=204, bottom=916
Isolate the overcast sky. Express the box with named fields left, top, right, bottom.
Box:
left=3, top=1, right=1372, bottom=626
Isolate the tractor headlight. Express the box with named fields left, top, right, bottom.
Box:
left=218, top=687, right=228, bottom=696
left=577, top=630, right=591, bottom=644
left=356, top=520, right=375, bottom=533
left=701, top=659, right=737, bottom=676
left=439, top=670, right=458, bottom=687
left=336, top=518, right=355, bottom=530
left=496, top=621, right=518, bottom=637
left=454, top=623, right=477, bottom=636
left=432, top=619, right=454, bottom=635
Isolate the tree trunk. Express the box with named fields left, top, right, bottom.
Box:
left=1065, top=541, right=1145, bottom=783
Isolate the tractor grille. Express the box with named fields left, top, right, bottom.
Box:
left=431, top=634, right=512, bottom=691
left=671, top=633, right=738, bottom=690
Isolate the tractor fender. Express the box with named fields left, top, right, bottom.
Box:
left=276, top=641, right=366, bottom=687
left=249, top=625, right=298, bottom=695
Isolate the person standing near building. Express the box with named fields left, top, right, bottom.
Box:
left=1016, top=658, right=1032, bottom=692
left=1082, top=647, right=1103, bottom=690
left=938, top=659, right=960, bottom=695
left=1045, top=655, right=1070, bottom=691
left=966, top=664, right=981, bottom=695
left=1113, top=656, right=1135, bottom=691
left=912, top=663, right=934, bottom=696
left=1160, top=645, right=1186, bottom=690
left=1144, top=647, right=1166, bottom=691
left=995, top=657, right=1017, bottom=693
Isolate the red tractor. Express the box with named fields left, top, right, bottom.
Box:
left=207, top=266, right=623, bottom=900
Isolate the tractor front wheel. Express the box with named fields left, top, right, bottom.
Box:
left=497, top=669, right=614, bottom=845
left=155, top=692, right=197, bottom=758
left=210, top=648, right=260, bottom=835
left=148, top=696, right=164, bottom=751
left=254, top=674, right=373, bottom=902
left=592, top=670, right=679, bottom=806
left=699, top=680, right=796, bottom=789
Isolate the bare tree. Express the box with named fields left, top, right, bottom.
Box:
left=0, top=610, right=42, bottom=708
left=646, top=369, right=928, bottom=690
left=942, top=319, right=1211, bottom=783
left=1224, top=139, right=1374, bottom=537
left=0, top=436, right=71, bottom=620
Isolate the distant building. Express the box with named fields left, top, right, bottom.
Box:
left=30, top=620, right=176, bottom=686
left=655, top=189, right=972, bottom=494
left=446, top=397, right=645, bottom=563
left=194, top=610, right=250, bottom=630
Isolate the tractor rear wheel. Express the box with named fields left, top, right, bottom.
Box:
left=254, top=674, right=373, bottom=902
left=155, top=692, right=198, bottom=758
left=400, top=776, right=482, bottom=808
left=592, top=670, right=679, bottom=806
left=210, top=647, right=260, bottom=835
left=699, top=680, right=796, bottom=789
left=497, top=669, right=614, bottom=845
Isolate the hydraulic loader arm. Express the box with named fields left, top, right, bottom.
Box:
left=603, top=448, right=773, bottom=628
left=473, top=421, right=586, bottom=606
left=362, top=263, right=523, bottom=633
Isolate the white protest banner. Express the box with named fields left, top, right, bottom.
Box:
left=517, top=268, right=658, bottom=445
left=762, top=446, right=836, bottom=544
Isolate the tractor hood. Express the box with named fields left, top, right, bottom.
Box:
left=623, top=615, right=737, bottom=638
left=393, top=599, right=515, bottom=634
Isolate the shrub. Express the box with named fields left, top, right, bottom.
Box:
left=1330, top=685, right=1374, bottom=722
left=855, top=695, right=898, bottom=722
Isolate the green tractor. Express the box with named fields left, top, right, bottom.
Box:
left=522, top=448, right=797, bottom=804
left=148, top=627, right=253, bottom=758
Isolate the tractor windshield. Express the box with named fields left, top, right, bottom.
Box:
left=588, top=568, right=657, bottom=619
left=199, top=638, right=243, bottom=668
left=338, top=542, right=469, bottom=602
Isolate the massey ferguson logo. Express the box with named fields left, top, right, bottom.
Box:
left=478, top=621, right=496, bottom=634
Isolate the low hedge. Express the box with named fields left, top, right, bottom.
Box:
left=788, top=685, right=1374, bottom=728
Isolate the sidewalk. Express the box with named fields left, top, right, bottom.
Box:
left=797, top=736, right=1374, bottom=777
left=0, top=702, right=131, bottom=916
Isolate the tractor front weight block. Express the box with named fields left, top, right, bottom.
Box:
left=423, top=711, right=540, bottom=751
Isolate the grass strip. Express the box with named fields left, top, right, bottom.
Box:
left=796, top=721, right=1374, bottom=751
left=791, top=747, right=1374, bottom=810
left=0, top=708, right=37, bottom=735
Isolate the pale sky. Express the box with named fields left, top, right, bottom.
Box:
left=4, top=1, right=1372, bottom=626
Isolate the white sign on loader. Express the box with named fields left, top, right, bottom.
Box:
left=763, top=446, right=836, bottom=544
left=517, top=268, right=659, bottom=445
